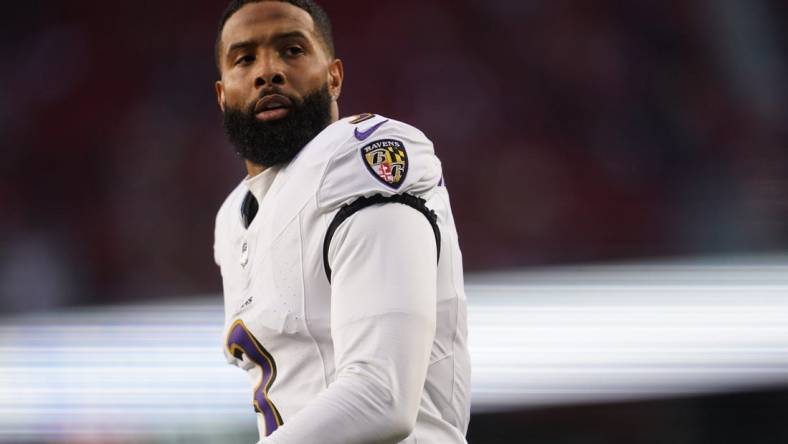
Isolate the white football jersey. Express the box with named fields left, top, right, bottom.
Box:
left=214, top=114, right=470, bottom=443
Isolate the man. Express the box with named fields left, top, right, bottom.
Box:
left=212, top=1, right=470, bottom=442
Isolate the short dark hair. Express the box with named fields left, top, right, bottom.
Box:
left=215, top=0, right=335, bottom=71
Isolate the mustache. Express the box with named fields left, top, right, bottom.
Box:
left=246, top=88, right=299, bottom=114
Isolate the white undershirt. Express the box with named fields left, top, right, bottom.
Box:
left=259, top=203, right=438, bottom=444
left=244, top=166, right=279, bottom=203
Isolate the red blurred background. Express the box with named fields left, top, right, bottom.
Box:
left=1, top=0, right=786, bottom=310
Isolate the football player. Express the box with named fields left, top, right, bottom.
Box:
left=212, top=1, right=470, bottom=442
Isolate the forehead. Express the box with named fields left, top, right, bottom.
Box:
left=221, top=1, right=317, bottom=52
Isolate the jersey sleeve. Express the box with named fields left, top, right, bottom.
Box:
left=258, top=203, right=438, bottom=444
left=316, top=116, right=443, bottom=212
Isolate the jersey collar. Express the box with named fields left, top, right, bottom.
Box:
left=243, top=165, right=280, bottom=205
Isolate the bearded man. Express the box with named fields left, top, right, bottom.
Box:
left=213, top=1, right=470, bottom=442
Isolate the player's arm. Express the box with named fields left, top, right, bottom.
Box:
left=258, top=203, right=437, bottom=444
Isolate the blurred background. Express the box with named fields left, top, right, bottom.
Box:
left=1, top=0, right=787, bottom=443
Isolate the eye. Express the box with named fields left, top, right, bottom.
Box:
left=284, top=46, right=305, bottom=57
left=235, top=55, right=255, bottom=66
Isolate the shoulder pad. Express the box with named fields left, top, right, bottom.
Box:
left=317, top=115, right=443, bottom=211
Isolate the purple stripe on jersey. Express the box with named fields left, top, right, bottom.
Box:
left=227, top=320, right=282, bottom=435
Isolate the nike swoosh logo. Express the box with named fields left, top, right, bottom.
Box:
left=354, top=119, right=389, bottom=141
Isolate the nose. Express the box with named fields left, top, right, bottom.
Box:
left=255, top=72, right=285, bottom=88
left=254, top=58, right=286, bottom=89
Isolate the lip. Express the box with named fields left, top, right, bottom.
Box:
left=254, top=94, right=293, bottom=122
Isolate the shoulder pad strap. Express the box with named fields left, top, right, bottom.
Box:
left=323, top=193, right=441, bottom=283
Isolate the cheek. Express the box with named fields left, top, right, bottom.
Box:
left=222, top=75, right=254, bottom=107
left=293, top=67, right=329, bottom=92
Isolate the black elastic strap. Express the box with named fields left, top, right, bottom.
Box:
left=323, top=194, right=441, bottom=283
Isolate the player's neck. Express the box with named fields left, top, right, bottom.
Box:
left=245, top=160, right=267, bottom=178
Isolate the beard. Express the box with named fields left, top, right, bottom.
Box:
left=222, top=84, right=333, bottom=167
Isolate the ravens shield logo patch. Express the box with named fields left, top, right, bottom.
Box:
left=361, top=139, right=408, bottom=189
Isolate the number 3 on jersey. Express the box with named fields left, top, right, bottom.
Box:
left=226, top=319, right=283, bottom=435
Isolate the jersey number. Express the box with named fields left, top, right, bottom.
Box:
left=226, top=319, right=283, bottom=435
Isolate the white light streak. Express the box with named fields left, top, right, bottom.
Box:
left=1, top=256, right=787, bottom=442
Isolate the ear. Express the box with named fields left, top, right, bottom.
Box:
left=327, top=58, right=344, bottom=101
left=215, top=80, right=226, bottom=112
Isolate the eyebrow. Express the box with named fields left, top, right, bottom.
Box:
left=226, top=31, right=311, bottom=56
